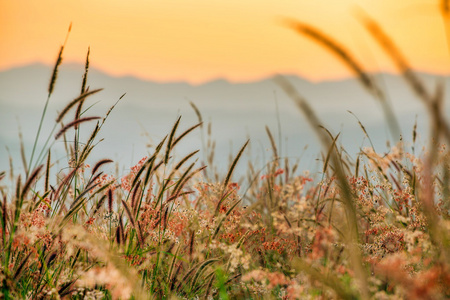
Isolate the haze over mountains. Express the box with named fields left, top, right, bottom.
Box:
left=1, top=63, right=448, bottom=178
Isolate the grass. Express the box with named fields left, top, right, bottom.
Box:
left=1, top=5, right=450, bottom=300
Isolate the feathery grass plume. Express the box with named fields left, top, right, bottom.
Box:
left=115, top=220, right=122, bottom=244
left=204, top=274, right=215, bottom=300
left=442, top=159, right=450, bottom=211
left=189, top=101, right=203, bottom=125
left=191, top=272, right=216, bottom=295
left=131, top=180, right=141, bottom=215
left=431, top=81, right=450, bottom=142
left=170, top=162, right=196, bottom=198
left=1, top=194, right=7, bottom=242
left=122, top=199, right=144, bottom=247
left=165, top=116, right=182, bottom=164
left=190, top=259, right=220, bottom=293
left=67, top=182, right=99, bottom=212
left=222, top=140, right=249, bottom=192
left=236, top=231, right=250, bottom=250
left=175, top=150, right=200, bottom=171
left=176, top=259, right=219, bottom=293
left=348, top=110, right=375, bottom=150
left=441, top=0, right=450, bottom=58
left=166, top=190, right=195, bottom=203
left=54, top=116, right=101, bottom=140
left=15, top=175, right=22, bottom=201
left=282, top=18, right=400, bottom=140
left=18, top=126, right=28, bottom=176
left=58, top=280, right=77, bottom=298
left=170, top=263, right=183, bottom=291
left=322, top=133, right=340, bottom=174
left=45, top=252, right=58, bottom=269
left=172, top=122, right=202, bottom=148
left=50, top=23, right=71, bottom=93
left=28, top=24, right=71, bottom=177
left=6, top=147, right=14, bottom=181
left=13, top=251, right=33, bottom=281
left=274, top=76, right=325, bottom=144
left=108, top=187, right=113, bottom=213
left=88, top=180, right=113, bottom=200
left=130, top=161, right=148, bottom=191
left=162, top=205, right=169, bottom=229
left=80, top=47, right=90, bottom=95
left=48, top=46, right=64, bottom=97
left=168, top=244, right=181, bottom=283
left=265, top=126, right=278, bottom=159
left=443, top=0, right=450, bottom=16
left=21, top=165, right=43, bottom=200
left=283, top=19, right=374, bottom=92
left=77, top=121, right=100, bottom=162
left=117, top=214, right=125, bottom=244
left=103, top=93, right=126, bottom=123
left=86, top=171, right=104, bottom=189
left=28, top=45, right=64, bottom=173
left=52, top=166, right=79, bottom=212
left=212, top=140, right=248, bottom=216
left=142, top=137, right=167, bottom=187
left=56, top=88, right=103, bottom=123
left=154, top=167, right=178, bottom=208
left=171, top=166, right=206, bottom=201
left=188, top=230, right=196, bottom=258
left=355, top=154, right=360, bottom=179
left=88, top=194, right=107, bottom=220
left=44, top=150, right=51, bottom=192
left=284, top=157, right=291, bottom=183
left=358, top=11, right=450, bottom=143
left=91, top=158, right=114, bottom=175
left=357, top=11, right=432, bottom=103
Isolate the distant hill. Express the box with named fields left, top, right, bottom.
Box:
left=1, top=63, right=448, bottom=177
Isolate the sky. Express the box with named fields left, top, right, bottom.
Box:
left=1, top=0, right=449, bottom=84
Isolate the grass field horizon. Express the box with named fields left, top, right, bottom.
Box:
left=1, top=5, right=450, bottom=300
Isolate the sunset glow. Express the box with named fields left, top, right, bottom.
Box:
left=1, top=0, right=449, bottom=83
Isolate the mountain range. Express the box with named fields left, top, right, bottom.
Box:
left=1, top=63, right=448, bottom=178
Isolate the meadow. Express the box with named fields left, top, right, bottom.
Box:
left=1, top=10, right=450, bottom=300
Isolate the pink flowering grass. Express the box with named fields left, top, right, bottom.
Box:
left=1, top=6, right=450, bottom=300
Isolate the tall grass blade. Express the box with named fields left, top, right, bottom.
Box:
left=172, top=122, right=202, bottom=148
left=265, top=126, right=278, bottom=159
left=44, top=150, right=51, bottom=192
left=223, top=140, right=249, bottom=192
left=282, top=18, right=400, bottom=140
left=80, top=47, right=90, bottom=95
left=18, top=127, right=28, bottom=176
left=189, top=101, right=203, bottom=125
left=323, top=133, right=340, bottom=174
left=91, top=159, right=113, bottom=175
left=21, top=165, right=43, bottom=199
left=122, top=199, right=144, bottom=247
left=54, top=117, right=101, bottom=140
left=56, top=89, right=103, bottom=123
left=165, top=116, right=181, bottom=164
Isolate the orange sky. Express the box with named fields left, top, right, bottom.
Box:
left=1, top=0, right=449, bottom=84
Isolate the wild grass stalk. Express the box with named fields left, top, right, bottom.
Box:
left=27, top=24, right=72, bottom=178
